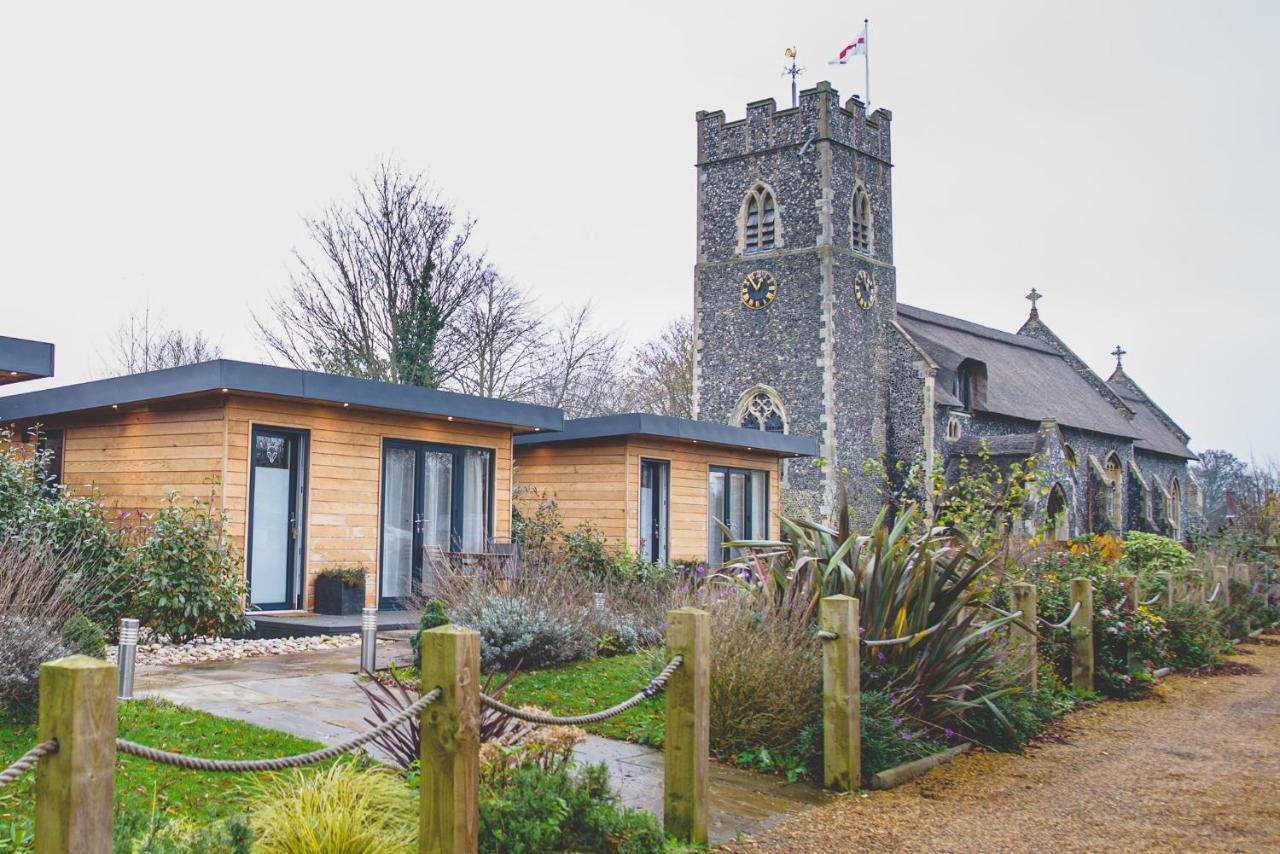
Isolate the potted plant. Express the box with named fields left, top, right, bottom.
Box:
left=314, top=567, right=367, bottom=616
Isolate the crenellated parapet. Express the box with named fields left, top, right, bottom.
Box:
left=696, top=82, right=892, bottom=165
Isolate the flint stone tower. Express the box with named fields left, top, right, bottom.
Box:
left=693, top=82, right=896, bottom=520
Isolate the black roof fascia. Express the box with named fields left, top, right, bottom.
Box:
left=0, top=359, right=563, bottom=432
left=0, top=336, right=55, bottom=382
left=514, top=413, right=819, bottom=457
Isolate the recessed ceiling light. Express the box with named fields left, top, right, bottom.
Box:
left=221, top=388, right=229, bottom=393
left=447, top=416, right=454, bottom=422
left=8, top=371, right=16, bottom=377
left=342, top=402, right=350, bottom=407
left=111, top=404, right=119, bottom=409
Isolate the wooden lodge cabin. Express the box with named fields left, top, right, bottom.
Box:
left=514, top=414, right=817, bottom=566
left=0, top=359, right=561, bottom=612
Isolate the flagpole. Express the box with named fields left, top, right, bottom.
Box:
left=864, top=18, right=871, bottom=105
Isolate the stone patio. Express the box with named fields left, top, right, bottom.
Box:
left=134, top=635, right=827, bottom=844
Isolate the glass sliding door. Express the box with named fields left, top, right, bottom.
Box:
left=379, top=444, right=417, bottom=608
left=248, top=427, right=307, bottom=610
left=639, top=459, right=669, bottom=565
left=379, top=439, right=494, bottom=607
left=707, top=466, right=769, bottom=566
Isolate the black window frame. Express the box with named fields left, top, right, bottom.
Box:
left=638, top=458, right=670, bottom=565
left=708, top=465, right=770, bottom=565
left=380, top=438, right=496, bottom=555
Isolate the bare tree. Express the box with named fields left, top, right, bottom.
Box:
left=256, top=162, right=490, bottom=387
left=530, top=304, right=628, bottom=419
left=625, top=316, right=694, bottom=418
left=105, top=308, right=221, bottom=376
left=448, top=275, right=544, bottom=401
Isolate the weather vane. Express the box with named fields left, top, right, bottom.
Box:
left=783, top=47, right=805, bottom=108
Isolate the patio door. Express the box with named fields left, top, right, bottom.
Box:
left=379, top=440, right=491, bottom=608
left=639, top=459, right=669, bottom=565
left=247, top=427, right=307, bottom=610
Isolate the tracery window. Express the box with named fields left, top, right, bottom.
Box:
left=742, top=184, right=778, bottom=253
left=740, top=391, right=785, bottom=433
left=852, top=184, right=872, bottom=253
left=1169, top=477, right=1182, bottom=540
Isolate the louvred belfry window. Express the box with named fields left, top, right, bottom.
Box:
left=742, top=185, right=778, bottom=252
left=853, top=185, right=872, bottom=252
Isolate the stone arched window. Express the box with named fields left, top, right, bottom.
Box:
left=1103, top=453, right=1124, bottom=529
left=1063, top=444, right=1077, bottom=470
left=1047, top=483, right=1069, bottom=541
left=852, top=183, right=872, bottom=253
left=1169, top=476, right=1182, bottom=540
left=736, top=388, right=786, bottom=434
left=946, top=414, right=963, bottom=441
left=741, top=184, right=779, bottom=253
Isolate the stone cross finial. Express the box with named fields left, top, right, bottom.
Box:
left=1111, top=345, right=1127, bottom=370
left=1025, top=288, right=1042, bottom=315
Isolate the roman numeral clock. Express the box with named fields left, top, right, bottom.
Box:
left=740, top=270, right=778, bottom=310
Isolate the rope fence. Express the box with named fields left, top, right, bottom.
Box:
left=480, top=656, right=682, bottom=726
left=1207, top=581, right=1223, bottom=604
left=116, top=689, right=442, bottom=773
left=1141, top=592, right=1163, bottom=606
left=815, top=620, right=946, bottom=647
left=1038, top=601, right=1082, bottom=631
left=0, top=739, right=57, bottom=789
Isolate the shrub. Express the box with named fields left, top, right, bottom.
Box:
left=114, top=812, right=252, bottom=853
left=318, top=566, right=366, bottom=587
left=479, top=762, right=664, bottom=854
left=1163, top=602, right=1230, bottom=670
left=60, top=612, right=105, bottom=658
left=410, top=597, right=451, bottom=668
left=704, top=590, right=822, bottom=761
left=451, top=591, right=596, bottom=672
left=129, top=492, right=250, bottom=643
left=1120, top=532, right=1193, bottom=590
left=860, top=689, right=948, bottom=777
left=0, top=615, right=68, bottom=720
left=250, top=763, right=417, bottom=854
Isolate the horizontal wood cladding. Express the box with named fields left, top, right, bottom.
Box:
left=223, top=394, right=515, bottom=607
left=514, top=437, right=782, bottom=563
left=39, top=401, right=228, bottom=521
left=513, top=441, right=628, bottom=543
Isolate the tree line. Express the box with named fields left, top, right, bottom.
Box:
left=103, top=163, right=693, bottom=420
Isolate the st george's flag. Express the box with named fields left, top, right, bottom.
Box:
left=828, top=28, right=867, bottom=64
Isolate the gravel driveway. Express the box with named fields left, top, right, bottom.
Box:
left=724, top=634, right=1280, bottom=853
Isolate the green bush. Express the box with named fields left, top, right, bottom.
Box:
left=860, top=689, right=947, bottom=777
left=130, top=492, right=250, bottom=643
left=1163, top=602, right=1230, bottom=670
left=60, top=612, right=105, bottom=658
left=961, top=664, right=1077, bottom=752
left=479, top=762, right=665, bottom=854
left=1119, top=532, right=1193, bottom=593
left=452, top=591, right=596, bottom=672
left=114, top=812, right=252, bottom=853
left=249, top=763, right=417, bottom=854
left=0, top=615, right=68, bottom=720
left=410, top=598, right=451, bottom=668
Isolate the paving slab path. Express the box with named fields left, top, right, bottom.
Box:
left=134, top=633, right=826, bottom=844
left=724, top=636, right=1280, bottom=853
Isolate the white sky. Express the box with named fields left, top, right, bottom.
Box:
left=2, top=1, right=1276, bottom=461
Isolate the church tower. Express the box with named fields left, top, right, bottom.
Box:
left=693, top=82, right=897, bottom=519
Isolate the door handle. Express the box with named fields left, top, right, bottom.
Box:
left=413, top=514, right=424, bottom=533
left=289, top=513, right=298, bottom=541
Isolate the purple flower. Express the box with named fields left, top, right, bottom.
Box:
left=877, top=651, right=886, bottom=662
left=944, top=728, right=954, bottom=739
left=696, top=566, right=706, bottom=574
left=857, top=626, right=866, bottom=635
left=901, top=730, right=912, bottom=740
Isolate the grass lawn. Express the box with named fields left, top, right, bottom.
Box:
left=0, top=698, right=327, bottom=848
left=501, top=650, right=668, bottom=746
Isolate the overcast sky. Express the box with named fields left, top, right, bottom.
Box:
left=2, top=1, right=1276, bottom=461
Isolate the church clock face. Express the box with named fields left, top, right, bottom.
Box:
left=740, top=270, right=778, bottom=310
left=852, top=269, right=875, bottom=310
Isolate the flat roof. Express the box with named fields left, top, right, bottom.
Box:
left=0, top=359, right=563, bottom=432
left=0, top=336, right=55, bottom=385
left=514, top=413, right=819, bottom=457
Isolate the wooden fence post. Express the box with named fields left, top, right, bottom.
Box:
left=1187, top=569, right=1205, bottom=605
left=1070, top=577, right=1094, bottom=693
left=1156, top=571, right=1175, bottom=608
left=820, top=595, right=860, bottom=791
left=1215, top=565, right=1231, bottom=607
left=665, top=607, right=709, bottom=845
left=420, top=625, right=480, bottom=854
left=1116, top=575, right=1137, bottom=613
left=35, top=655, right=116, bottom=854
left=1010, top=583, right=1038, bottom=693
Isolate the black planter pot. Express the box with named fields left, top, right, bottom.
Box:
left=314, top=575, right=366, bottom=616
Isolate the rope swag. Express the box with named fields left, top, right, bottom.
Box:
left=0, top=740, right=58, bottom=788
left=480, top=656, right=684, bottom=726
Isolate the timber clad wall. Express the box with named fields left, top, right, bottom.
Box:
left=515, top=437, right=783, bottom=563
left=222, top=395, right=513, bottom=607
left=30, top=392, right=515, bottom=609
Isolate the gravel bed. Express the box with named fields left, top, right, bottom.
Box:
left=723, top=641, right=1280, bottom=852
left=106, top=633, right=372, bottom=666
